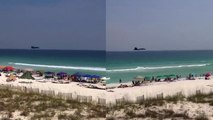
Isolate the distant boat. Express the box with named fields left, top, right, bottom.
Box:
left=134, top=47, right=146, bottom=51
left=31, top=46, right=40, bottom=49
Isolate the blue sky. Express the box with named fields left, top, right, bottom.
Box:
left=107, top=0, right=213, bottom=51
left=2, top=0, right=213, bottom=51
left=0, top=0, right=105, bottom=50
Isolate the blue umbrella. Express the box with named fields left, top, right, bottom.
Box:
left=57, top=72, right=67, bottom=76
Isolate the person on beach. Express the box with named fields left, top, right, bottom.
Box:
left=119, top=79, right=122, bottom=83
left=132, top=80, right=135, bottom=85
left=152, top=76, right=155, bottom=81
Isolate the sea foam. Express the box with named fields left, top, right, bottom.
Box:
left=9, top=62, right=210, bottom=72
left=107, top=64, right=210, bottom=72
left=9, top=62, right=106, bottom=71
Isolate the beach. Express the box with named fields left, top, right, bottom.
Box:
left=2, top=71, right=213, bottom=105
left=107, top=77, right=213, bottom=104
left=0, top=74, right=106, bottom=104
left=1, top=69, right=213, bottom=119
left=1, top=49, right=213, bottom=118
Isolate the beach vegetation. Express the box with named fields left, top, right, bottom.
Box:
left=31, top=112, right=51, bottom=120
left=138, top=97, right=164, bottom=107
left=20, top=109, right=30, bottom=116
left=187, top=91, right=213, bottom=103
left=0, top=87, right=106, bottom=119
left=126, top=109, right=136, bottom=118
left=172, top=112, right=190, bottom=119
left=164, top=92, right=185, bottom=103
left=107, top=91, right=213, bottom=119
left=58, top=113, right=82, bottom=120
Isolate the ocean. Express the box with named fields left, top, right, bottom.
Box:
left=107, top=50, right=213, bottom=83
left=0, top=49, right=106, bottom=77
left=1, top=49, right=213, bottom=84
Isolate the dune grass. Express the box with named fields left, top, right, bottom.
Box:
left=0, top=88, right=106, bottom=119
left=107, top=91, right=213, bottom=119
left=1, top=86, right=213, bottom=120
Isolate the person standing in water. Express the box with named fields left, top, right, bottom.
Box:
left=119, top=79, right=122, bottom=83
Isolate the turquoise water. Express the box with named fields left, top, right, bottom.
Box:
left=107, top=50, right=213, bottom=83
left=0, top=49, right=106, bottom=77
left=1, top=49, right=213, bottom=83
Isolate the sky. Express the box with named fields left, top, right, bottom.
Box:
left=0, top=0, right=105, bottom=50
left=107, top=0, right=213, bottom=51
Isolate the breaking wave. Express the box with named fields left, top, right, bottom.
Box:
left=8, top=62, right=210, bottom=72
left=107, top=64, right=210, bottom=72
left=9, top=62, right=106, bottom=71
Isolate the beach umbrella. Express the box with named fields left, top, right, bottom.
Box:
left=169, top=74, right=176, bottom=78
left=3, top=66, right=14, bottom=71
left=205, top=72, right=211, bottom=77
left=0, top=66, right=6, bottom=70
left=44, top=71, right=55, bottom=78
left=57, top=72, right=67, bottom=77
left=156, top=75, right=165, bottom=79
left=20, top=71, right=35, bottom=80
left=57, top=72, right=67, bottom=75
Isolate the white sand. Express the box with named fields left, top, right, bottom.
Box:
left=107, top=77, right=213, bottom=104
left=0, top=74, right=106, bottom=103
left=1, top=74, right=213, bottom=105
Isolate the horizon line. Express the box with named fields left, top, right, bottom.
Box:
left=1, top=48, right=213, bottom=52
left=107, top=49, right=213, bottom=52
left=0, top=48, right=105, bottom=51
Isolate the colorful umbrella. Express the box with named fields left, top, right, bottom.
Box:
left=57, top=72, right=67, bottom=76
left=169, top=74, right=176, bottom=78
left=156, top=75, right=165, bottom=79
left=205, top=72, right=211, bottom=77
left=3, top=66, right=14, bottom=71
